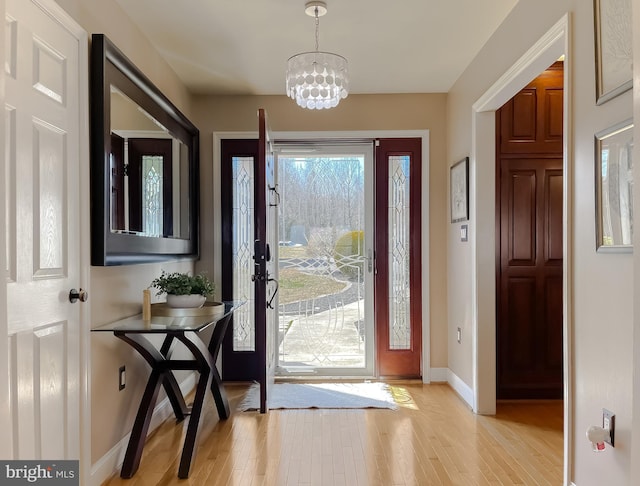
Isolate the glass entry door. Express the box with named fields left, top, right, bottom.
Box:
left=275, top=144, right=374, bottom=377
left=221, top=137, right=423, bottom=381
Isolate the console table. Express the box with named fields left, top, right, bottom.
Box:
left=92, top=301, right=242, bottom=478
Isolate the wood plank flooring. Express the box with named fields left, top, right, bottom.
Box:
left=102, top=383, right=563, bottom=486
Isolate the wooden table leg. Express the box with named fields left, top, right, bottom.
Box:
left=207, top=313, right=233, bottom=419
left=159, top=335, right=189, bottom=421
left=116, top=333, right=189, bottom=421
left=120, top=368, right=163, bottom=478
left=176, top=333, right=213, bottom=479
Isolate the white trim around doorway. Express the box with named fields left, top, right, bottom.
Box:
left=470, top=13, right=572, bottom=486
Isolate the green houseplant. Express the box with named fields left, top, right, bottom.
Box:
left=150, top=270, right=215, bottom=308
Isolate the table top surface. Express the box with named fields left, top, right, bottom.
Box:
left=92, top=301, right=243, bottom=334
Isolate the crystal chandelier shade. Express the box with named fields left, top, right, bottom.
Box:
left=286, top=51, right=349, bottom=110
left=285, top=1, right=349, bottom=110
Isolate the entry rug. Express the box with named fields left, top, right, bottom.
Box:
left=238, top=382, right=398, bottom=411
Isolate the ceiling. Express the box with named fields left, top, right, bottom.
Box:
left=114, top=0, right=518, bottom=96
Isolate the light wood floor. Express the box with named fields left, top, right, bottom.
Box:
left=102, top=383, right=563, bottom=486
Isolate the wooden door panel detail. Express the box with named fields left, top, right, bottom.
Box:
left=34, top=322, right=70, bottom=458
left=506, top=170, right=536, bottom=264
left=545, top=89, right=564, bottom=142
left=33, top=119, right=66, bottom=276
left=32, top=37, right=66, bottom=105
left=544, top=275, right=563, bottom=369
left=11, top=320, right=77, bottom=459
left=510, top=89, right=536, bottom=140
left=499, top=61, right=563, bottom=155
left=545, top=171, right=563, bottom=263
left=6, top=106, right=17, bottom=282
left=504, top=277, right=536, bottom=370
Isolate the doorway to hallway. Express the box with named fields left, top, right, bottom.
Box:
left=496, top=61, right=564, bottom=399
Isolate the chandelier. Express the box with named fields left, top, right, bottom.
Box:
left=286, top=1, right=349, bottom=110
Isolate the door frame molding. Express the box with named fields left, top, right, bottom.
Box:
left=470, top=13, right=572, bottom=485
left=212, top=129, right=431, bottom=381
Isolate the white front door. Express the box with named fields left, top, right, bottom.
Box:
left=3, top=0, right=88, bottom=461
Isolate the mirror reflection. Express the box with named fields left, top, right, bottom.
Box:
left=90, top=33, right=199, bottom=265
left=109, top=87, right=190, bottom=239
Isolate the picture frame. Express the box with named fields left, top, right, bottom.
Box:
left=595, top=119, right=633, bottom=252
left=450, top=157, right=469, bottom=223
left=594, top=0, right=632, bottom=105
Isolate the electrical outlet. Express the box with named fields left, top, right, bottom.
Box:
left=119, top=365, right=126, bottom=391
left=603, top=409, right=615, bottom=447
left=457, top=327, right=462, bottom=344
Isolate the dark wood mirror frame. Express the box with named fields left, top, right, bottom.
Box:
left=90, top=34, right=199, bottom=265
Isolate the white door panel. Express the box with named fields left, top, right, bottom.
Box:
left=4, top=0, right=85, bottom=461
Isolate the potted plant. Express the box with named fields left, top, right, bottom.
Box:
left=150, top=270, right=215, bottom=308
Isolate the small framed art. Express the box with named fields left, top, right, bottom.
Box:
left=450, top=157, right=469, bottom=223
left=594, top=0, right=632, bottom=104
left=595, top=119, right=633, bottom=251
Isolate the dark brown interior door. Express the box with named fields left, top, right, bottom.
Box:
left=496, top=61, right=563, bottom=399
left=375, top=138, right=422, bottom=378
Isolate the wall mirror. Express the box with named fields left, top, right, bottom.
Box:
left=90, top=34, right=199, bottom=265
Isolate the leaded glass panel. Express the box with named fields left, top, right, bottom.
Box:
left=142, top=155, right=163, bottom=236
left=388, top=155, right=411, bottom=350
left=232, top=156, right=255, bottom=351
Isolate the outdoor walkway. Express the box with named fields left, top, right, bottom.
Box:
left=278, top=300, right=365, bottom=369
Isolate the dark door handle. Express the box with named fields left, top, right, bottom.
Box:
left=69, top=288, right=88, bottom=303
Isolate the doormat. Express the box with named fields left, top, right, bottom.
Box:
left=237, top=382, right=398, bottom=411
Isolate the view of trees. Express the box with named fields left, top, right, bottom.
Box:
left=278, top=156, right=365, bottom=256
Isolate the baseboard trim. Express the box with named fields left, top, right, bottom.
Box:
left=89, top=374, right=196, bottom=486
left=446, top=369, right=474, bottom=409
left=426, top=368, right=474, bottom=409
left=429, top=367, right=448, bottom=382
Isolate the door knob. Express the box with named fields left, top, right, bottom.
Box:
left=69, top=288, right=88, bottom=303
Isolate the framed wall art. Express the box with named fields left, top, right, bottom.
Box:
left=594, top=0, right=632, bottom=104
left=450, top=157, right=469, bottom=223
left=595, top=119, right=633, bottom=252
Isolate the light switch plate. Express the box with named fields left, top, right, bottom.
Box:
left=603, top=409, right=615, bottom=446
left=460, top=224, right=468, bottom=242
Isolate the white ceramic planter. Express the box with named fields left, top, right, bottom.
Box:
left=166, top=294, right=206, bottom=308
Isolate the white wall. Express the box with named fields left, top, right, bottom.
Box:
left=447, top=1, right=634, bottom=485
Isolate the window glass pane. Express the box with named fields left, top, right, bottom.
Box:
left=388, top=155, right=411, bottom=350
left=142, top=155, right=163, bottom=236
left=277, top=154, right=367, bottom=369
left=232, top=156, right=255, bottom=351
